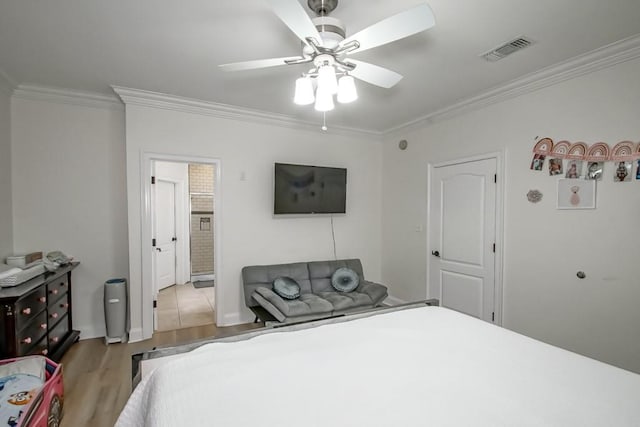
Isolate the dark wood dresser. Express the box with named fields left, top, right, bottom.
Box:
left=0, top=262, right=80, bottom=361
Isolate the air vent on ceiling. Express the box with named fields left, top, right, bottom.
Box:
left=481, top=36, right=535, bottom=62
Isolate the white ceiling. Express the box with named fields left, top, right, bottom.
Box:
left=1, top=0, right=640, bottom=132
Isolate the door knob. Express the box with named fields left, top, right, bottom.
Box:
left=155, top=248, right=162, bottom=252
left=431, top=250, right=440, bottom=257
left=172, top=237, right=177, bottom=242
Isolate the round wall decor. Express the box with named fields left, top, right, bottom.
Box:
left=527, top=190, right=543, bottom=203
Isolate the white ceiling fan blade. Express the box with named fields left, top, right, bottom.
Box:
left=340, top=3, right=435, bottom=54
left=347, top=59, right=403, bottom=88
left=219, top=56, right=304, bottom=72
left=266, top=0, right=321, bottom=46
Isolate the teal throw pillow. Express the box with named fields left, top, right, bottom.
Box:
left=331, top=268, right=359, bottom=292
left=272, top=276, right=301, bottom=300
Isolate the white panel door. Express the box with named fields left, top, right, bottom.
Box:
left=429, top=158, right=497, bottom=321
left=154, top=180, right=177, bottom=291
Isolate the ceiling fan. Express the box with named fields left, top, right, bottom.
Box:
left=220, top=0, right=435, bottom=111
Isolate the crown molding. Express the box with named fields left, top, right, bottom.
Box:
left=111, top=86, right=380, bottom=139
left=384, top=34, right=640, bottom=137
left=0, top=69, right=16, bottom=96
left=12, top=84, right=123, bottom=110
left=8, top=32, right=640, bottom=137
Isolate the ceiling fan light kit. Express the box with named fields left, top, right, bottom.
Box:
left=220, top=0, right=435, bottom=116
left=294, top=69, right=357, bottom=109
left=317, top=60, right=339, bottom=94
left=314, top=86, right=335, bottom=112
left=293, top=76, right=315, bottom=105
left=336, top=75, right=357, bottom=104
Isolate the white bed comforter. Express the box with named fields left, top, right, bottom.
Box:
left=116, top=306, right=640, bottom=426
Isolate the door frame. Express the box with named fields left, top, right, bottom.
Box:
left=141, top=152, right=222, bottom=339
left=426, top=151, right=504, bottom=325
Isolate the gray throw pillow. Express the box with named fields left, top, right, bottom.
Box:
left=331, top=268, right=359, bottom=292
left=272, top=276, right=301, bottom=300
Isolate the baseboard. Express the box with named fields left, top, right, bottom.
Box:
left=128, top=328, right=144, bottom=343
left=218, top=311, right=252, bottom=327
left=77, top=324, right=137, bottom=343
left=76, top=324, right=105, bottom=341
left=192, top=274, right=215, bottom=282
left=383, top=295, right=407, bottom=306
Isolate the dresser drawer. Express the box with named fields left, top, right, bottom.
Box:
left=48, top=294, right=70, bottom=325
left=47, top=274, right=69, bottom=302
left=48, top=314, right=69, bottom=350
left=16, top=310, right=48, bottom=355
left=23, top=336, right=49, bottom=357
left=15, top=287, right=48, bottom=331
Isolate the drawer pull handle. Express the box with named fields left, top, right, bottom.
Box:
left=51, top=336, right=59, bottom=343
left=40, top=323, right=47, bottom=329
left=22, top=337, right=32, bottom=344
left=60, top=303, right=69, bottom=309
left=21, top=307, right=31, bottom=315
left=39, top=297, right=46, bottom=303
left=50, top=313, right=59, bottom=319
left=42, top=349, right=48, bottom=355
left=60, top=282, right=65, bottom=287
left=50, top=289, right=59, bottom=295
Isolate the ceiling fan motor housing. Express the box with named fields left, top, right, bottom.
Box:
left=308, top=16, right=345, bottom=53
left=307, top=0, right=339, bottom=16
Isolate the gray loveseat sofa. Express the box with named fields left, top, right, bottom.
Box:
left=242, top=259, right=388, bottom=324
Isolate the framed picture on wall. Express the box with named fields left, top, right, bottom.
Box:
left=557, top=179, right=596, bottom=210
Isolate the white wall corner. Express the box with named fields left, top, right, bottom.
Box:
left=219, top=311, right=252, bottom=327
left=12, top=84, right=124, bottom=110
left=384, top=33, right=640, bottom=137
left=384, top=295, right=407, bottom=306
left=0, top=68, right=16, bottom=96
left=111, top=85, right=381, bottom=139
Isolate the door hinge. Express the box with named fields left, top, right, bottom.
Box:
left=152, top=238, right=156, bottom=247
left=153, top=300, right=157, bottom=309
left=151, top=176, right=156, bottom=184
left=492, top=243, right=496, bottom=253
left=494, top=174, right=497, bottom=183
left=492, top=312, right=495, bottom=322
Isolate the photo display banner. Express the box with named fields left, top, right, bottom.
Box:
left=531, top=138, right=640, bottom=182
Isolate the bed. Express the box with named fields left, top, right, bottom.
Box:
left=116, top=303, right=640, bottom=426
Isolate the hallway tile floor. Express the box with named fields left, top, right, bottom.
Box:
left=156, top=282, right=215, bottom=331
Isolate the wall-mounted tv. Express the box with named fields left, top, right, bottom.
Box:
left=274, top=163, right=347, bottom=215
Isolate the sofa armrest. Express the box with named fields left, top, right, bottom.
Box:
left=252, top=287, right=288, bottom=322
left=358, top=280, right=388, bottom=306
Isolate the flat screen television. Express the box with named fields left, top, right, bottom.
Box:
left=274, top=163, right=347, bottom=214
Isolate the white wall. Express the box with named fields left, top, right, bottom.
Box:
left=11, top=97, right=129, bottom=339
left=0, top=80, right=12, bottom=260
left=124, top=104, right=383, bottom=338
left=382, top=58, right=640, bottom=373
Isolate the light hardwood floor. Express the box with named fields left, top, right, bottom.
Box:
left=59, top=322, right=261, bottom=427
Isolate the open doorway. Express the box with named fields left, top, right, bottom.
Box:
left=152, top=160, right=217, bottom=332
left=189, top=164, right=215, bottom=285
